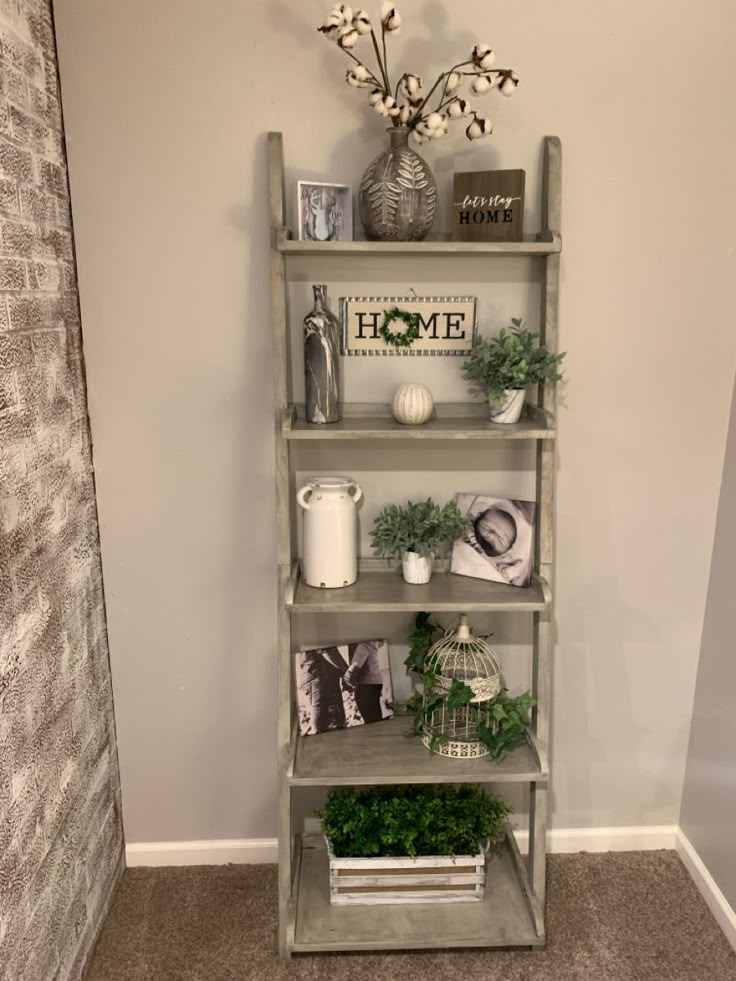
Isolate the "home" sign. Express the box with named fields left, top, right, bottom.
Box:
left=340, top=296, right=477, bottom=356
left=452, top=169, right=525, bottom=243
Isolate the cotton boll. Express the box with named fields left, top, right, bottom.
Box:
left=466, top=115, right=493, bottom=140
left=471, top=75, right=493, bottom=95
left=426, top=112, right=443, bottom=131
left=383, top=95, right=400, bottom=116
left=368, top=89, right=383, bottom=106
left=447, top=97, right=472, bottom=117
left=445, top=71, right=461, bottom=93
left=352, top=9, right=371, bottom=33
left=400, top=73, right=422, bottom=99
left=499, top=71, right=519, bottom=96
left=335, top=3, right=354, bottom=24
left=381, top=1, right=402, bottom=32
left=317, top=10, right=341, bottom=40
left=398, top=104, right=411, bottom=124
left=471, top=43, right=494, bottom=68
left=346, top=65, right=372, bottom=87
left=338, top=26, right=359, bottom=48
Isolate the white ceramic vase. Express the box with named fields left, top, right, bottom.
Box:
left=392, top=383, right=434, bottom=425
left=489, top=388, right=526, bottom=424
left=297, top=476, right=362, bottom=588
left=401, top=550, right=433, bottom=584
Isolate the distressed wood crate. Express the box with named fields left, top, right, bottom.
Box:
left=327, top=840, right=486, bottom=906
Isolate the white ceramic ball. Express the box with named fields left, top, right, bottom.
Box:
left=392, top=383, right=434, bottom=425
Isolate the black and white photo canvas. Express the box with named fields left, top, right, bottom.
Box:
left=297, top=181, right=352, bottom=242
left=451, top=494, right=536, bottom=588
left=295, top=639, right=393, bottom=736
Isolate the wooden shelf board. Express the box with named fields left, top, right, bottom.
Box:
left=291, top=834, right=544, bottom=952
left=277, top=228, right=561, bottom=258
left=284, top=403, right=554, bottom=441
left=289, top=565, right=550, bottom=614
left=289, top=717, right=548, bottom=786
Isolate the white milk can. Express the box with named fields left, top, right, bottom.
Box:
left=296, top=476, right=363, bottom=588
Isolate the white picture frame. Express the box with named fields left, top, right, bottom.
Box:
left=297, top=181, right=353, bottom=242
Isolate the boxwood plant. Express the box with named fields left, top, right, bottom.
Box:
left=320, top=784, right=511, bottom=858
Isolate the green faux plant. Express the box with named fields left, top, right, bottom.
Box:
left=319, top=784, right=511, bottom=858
left=402, top=613, right=536, bottom=761
left=461, top=318, right=566, bottom=406
left=370, top=498, right=468, bottom=559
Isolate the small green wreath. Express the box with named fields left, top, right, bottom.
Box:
left=379, top=306, right=420, bottom=349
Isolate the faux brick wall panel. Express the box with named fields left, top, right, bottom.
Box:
left=0, top=2, right=123, bottom=981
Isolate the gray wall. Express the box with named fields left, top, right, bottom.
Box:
left=0, top=1, right=122, bottom=979
left=680, top=378, right=736, bottom=909
left=53, top=0, right=736, bottom=845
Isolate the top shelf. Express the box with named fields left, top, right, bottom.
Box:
left=275, top=228, right=561, bottom=258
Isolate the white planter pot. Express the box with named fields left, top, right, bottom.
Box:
left=401, top=551, right=433, bottom=584
left=489, top=388, right=526, bottom=424
left=327, top=839, right=486, bottom=905
left=297, top=476, right=362, bottom=588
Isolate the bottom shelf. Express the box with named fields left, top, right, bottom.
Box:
left=290, top=833, right=544, bottom=952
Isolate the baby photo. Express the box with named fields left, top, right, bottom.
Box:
left=451, top=494, right=536, bottom=588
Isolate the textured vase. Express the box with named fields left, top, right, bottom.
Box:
left=359, top=127, right=437, bottom=241
left=391, top=383, right=434, bottom=425
left=489, top=388, right=526, bottom=424
left=402, top=550, right=433, bottom=584
left=304, top=285, right=341, bottom=424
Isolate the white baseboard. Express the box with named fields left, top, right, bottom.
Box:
left=125, top=838, right=278, bottom=867
left=676, top=830, right=736, bottom=952
left=515, top=824, right=678, bottom=854
left=126, top=824, right=677, bottom=867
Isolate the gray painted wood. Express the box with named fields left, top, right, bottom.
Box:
left=505, top=826, right=545, bottom=938
left=277, top=228, right=561, bottom=257
left=269, top=132, right=294, bottom=959
left=293, top=834, right=543, bottom=950
left=527, top=136, right=562, bottom=911
left=286, top=401, right=554, bottom=440
left=270, top=132, right=563, bottom=955
left=289, top=716, right=548, bottom=786
left=290, top=566, right=549, bottom=614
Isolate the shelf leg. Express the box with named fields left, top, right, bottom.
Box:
left=277, top=569, right=292, bottom=959
left=528, top=782, right=547, bottom=908
left=530, top=607, right=552, bottom=909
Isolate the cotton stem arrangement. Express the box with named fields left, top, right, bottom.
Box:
left=318, top=2, right=519, bottom=144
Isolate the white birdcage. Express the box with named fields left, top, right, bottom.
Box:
left=421, top=614, right=502, bottom=759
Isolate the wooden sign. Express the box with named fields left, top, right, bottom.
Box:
left=340, top=296, right=477, bottom=356
left=452, top=169, right=525, bottom=242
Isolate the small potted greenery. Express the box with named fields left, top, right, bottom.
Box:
left=370, top=497, right=468, bottom=584
left=461, top=318, right=566, bottom=423
left=319, top=784, right=511, bottom=905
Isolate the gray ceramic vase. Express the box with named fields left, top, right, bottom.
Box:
left=359, top=127, right=437, bottom=241
left=304, top=285, right=341, bottom=424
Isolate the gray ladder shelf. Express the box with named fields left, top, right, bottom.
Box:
left=269, top=131, right=561, bottom=958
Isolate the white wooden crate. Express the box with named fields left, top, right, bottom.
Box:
left=327, top=840, right=486, bottom=906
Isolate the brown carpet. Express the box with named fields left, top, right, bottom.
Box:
left=83, top=853, right=736, bottom=981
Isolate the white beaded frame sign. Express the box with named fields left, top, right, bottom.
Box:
left=340, top=296, right=477, bottom=356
